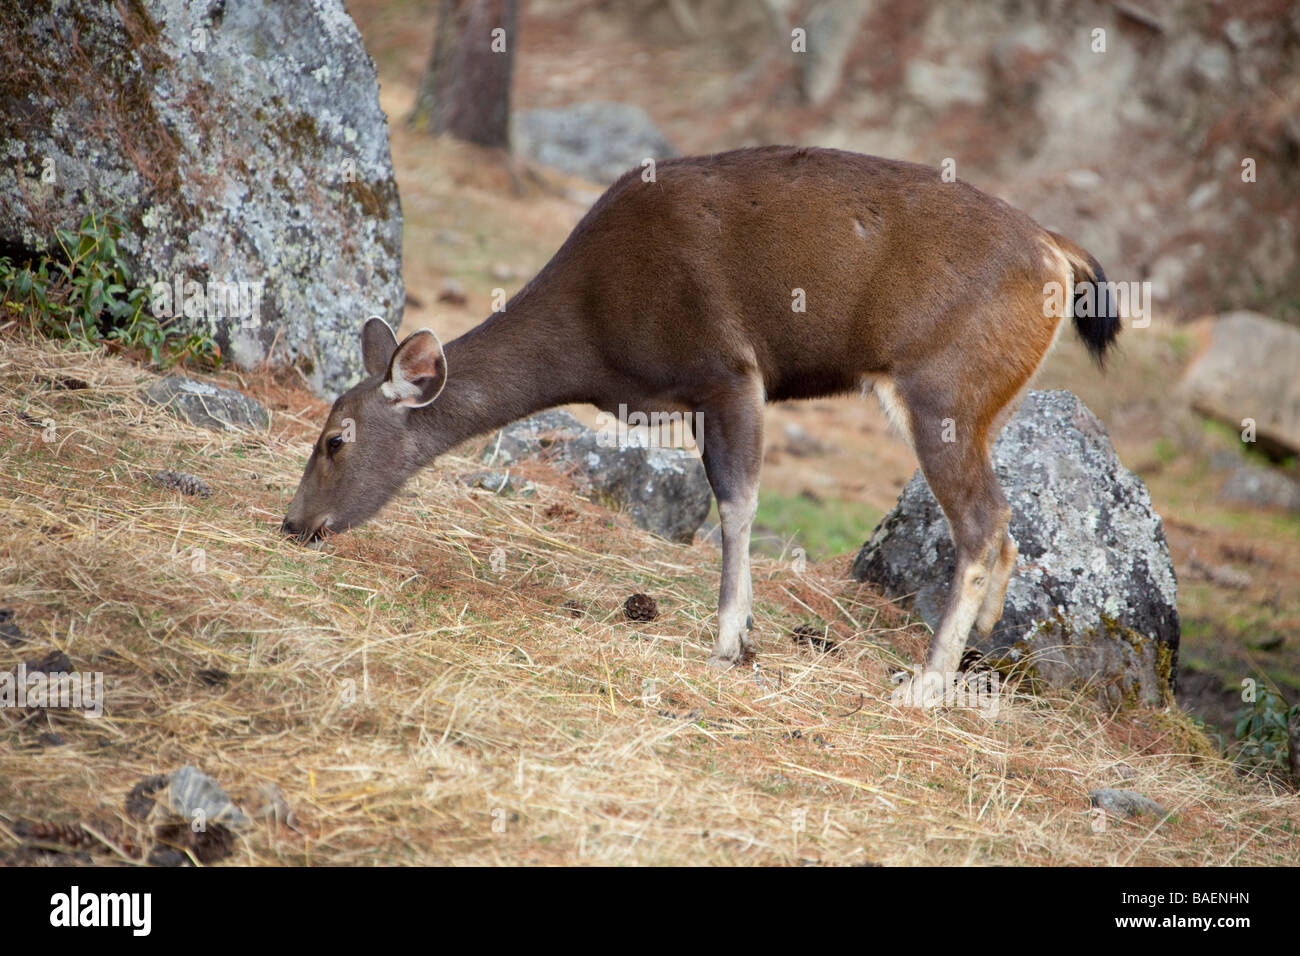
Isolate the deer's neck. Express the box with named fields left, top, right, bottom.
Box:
left=409, top=294, right=588, bottom=462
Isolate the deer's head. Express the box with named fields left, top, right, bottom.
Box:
left=281, top=318, right=446, bottom=542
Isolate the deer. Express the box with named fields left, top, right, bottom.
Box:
left=282, top=145, right=1119, bottom=686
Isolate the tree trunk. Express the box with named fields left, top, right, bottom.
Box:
left=408, top=0, right=518, bottom=149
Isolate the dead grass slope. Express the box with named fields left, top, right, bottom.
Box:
left=1, top=332, right=1296, bottom=865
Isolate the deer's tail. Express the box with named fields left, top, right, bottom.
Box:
left=1049, top=231, right=1121, bottom=368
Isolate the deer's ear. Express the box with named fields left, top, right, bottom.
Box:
left=381, top=329, right=447, bottom=408
left=361, top=316, right=399, bottom=378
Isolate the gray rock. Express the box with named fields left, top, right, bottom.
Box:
left=512, top=102, right=677, bottom=185
left=781, top=421, right=832, bottom=457
left=0, top=0, right=403, bottom=397
left=483, top=410, right=711, bottom=543
left=1218, top=463, right=1300, bottom=513
left=159, top=765, right=251, bottom=830
left=1089, top=788, right=1168, bottom=819
left=1187, top=552, right=1251, bottom=590
left=143, top=375, right=269, bottom=432
left=1182, top=312, right=1300, bottom=457
left=852, top=390, right=1179, bottom=707
left=457, top=470, right=532, bottom=495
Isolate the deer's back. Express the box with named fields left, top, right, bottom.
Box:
left=538, top=146, right=1056, bottom=403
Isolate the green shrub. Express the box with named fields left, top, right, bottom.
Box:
left=1233, top=686, right=1298, bottom=777
left=0, top=212, right=218, bottom=367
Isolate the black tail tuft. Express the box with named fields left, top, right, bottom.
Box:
left=1072, top=255, right=1121, bottom=368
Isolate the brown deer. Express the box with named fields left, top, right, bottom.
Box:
left=283, top=146, right=1119, bottom=680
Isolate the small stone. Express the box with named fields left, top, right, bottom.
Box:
left=489, top=262, right=516, bottom=282
left=1089, top=788, right=1168, bottom=819
left=782, top=422, right=830, bottom=457
left=437, top=278, right=468, bottom=305
left=160, top=765, right=252, bottom=831
left=0, top=609, right=26, bottom=647
left=1218, top=464, right=1300, bottom=513
left=24, top=650, right=73, bottom=675
left=458, top=470, right=517, bottom=494
left=142, top=377, right=269, bottom=432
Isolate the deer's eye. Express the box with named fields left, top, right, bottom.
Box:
left=326, top=434, right=345, bottom=455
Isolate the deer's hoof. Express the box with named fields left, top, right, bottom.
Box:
left=706, top=641, right=755, bottom=669
left=889, top=670, right=947, bottom=709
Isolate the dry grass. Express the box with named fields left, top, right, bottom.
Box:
left=1, top=331, right=1297, bottom=866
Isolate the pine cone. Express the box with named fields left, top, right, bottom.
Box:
left=125, top=774, right=168, bottom=820
left=149, top=470, right=212, bottom=498
left=623, top=593, right=658, bottom=622
left=16, top=820, right=96, bottom=849
left=790, top=624, right=834, bottom=652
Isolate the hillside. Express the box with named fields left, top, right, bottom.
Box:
left=1, top=332, right=1296, bottom=865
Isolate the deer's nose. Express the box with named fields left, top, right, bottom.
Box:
left=280, top=518, right=301, bottom=537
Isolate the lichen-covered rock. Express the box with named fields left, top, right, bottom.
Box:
left=511, top=102, right=677, bottom=184
left=0, top=0, right=403, bottom=397
left=484, top=410, right=712, bottom=543
left=852, top=390, right=1179, bottom=707
left=143, top=375, right=269, bottom=431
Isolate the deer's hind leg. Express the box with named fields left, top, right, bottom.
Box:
left=698, top=374, right=765, bottom=667
left=975, top=531, right=1018, bottom=639
left=891, top=376, right=1015, bottom=679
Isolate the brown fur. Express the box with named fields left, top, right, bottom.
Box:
left=284, top=145, right=1116, bottom=678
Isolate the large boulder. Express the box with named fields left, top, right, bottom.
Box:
left=0, top=0, right=403, bottom=397
left=852, top=390, right=1179, bottom=707
left=483, top=410, right=712, bottom=543
left=1182, top=312, right=1300, bottom=458
left=511, top=103, right=677, bottom=185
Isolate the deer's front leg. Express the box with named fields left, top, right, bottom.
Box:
left=698, top=376, right=765, bottom=667
left=709, top=490, right=758, bottom=666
